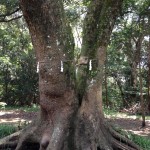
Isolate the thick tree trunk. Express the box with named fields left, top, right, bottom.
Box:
left=0, top=0, right=141, bottom=150
left=134, top=35, right=145, bottom=127
left=148, top=62, right=150, bottom=114
left=148, top=23, right=150, bottom=114
left=148, top=33, right=150, bottom=114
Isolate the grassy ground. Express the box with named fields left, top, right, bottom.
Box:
left=104, top=108, right=150, bottom=120
left=3, top=104, right=40, bottom=112
left=0, top=124, right=17, bottom=138
left=104, top=108, right=150, bottom=150
left=0, top=105, right=39, bottom=138
left=114, top=127, right=150, bottom=150
left=0, top=106, right=150, bottom=149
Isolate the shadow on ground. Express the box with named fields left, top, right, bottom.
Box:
left=0, top=110, right=37, bottom=124
left=108, top=118, right=150, bottom=138
left=0, top=109, right=150, bottom=138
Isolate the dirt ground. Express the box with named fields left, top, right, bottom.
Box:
left=0, top=110, right=38, bottom=126
left=108, top=117, right=150, bottom=138
left=0, top=109, right=150, bottom=138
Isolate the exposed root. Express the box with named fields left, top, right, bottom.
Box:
left=0, top=88, right=142, bottom=150
left=15, top=123, right=41, bottom=150
left=0, top=119, right=142, bottom=150
left=0, top=141, right=18, bottom=150
left=112, top=139, right=139, bottom=150
left=40, top=133, right=50, bottom=150
left=0, top=130, right=21, bottom=150
left=108, top=125, right=141, bottom=150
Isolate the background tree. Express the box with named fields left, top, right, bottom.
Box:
left=106, top=0, right=150, bottom=109
left=0, top=1, right=38, bottom=106
left=146, top=3, right=150, bottom=114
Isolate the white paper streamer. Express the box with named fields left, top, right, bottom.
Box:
left=61, top=61, right=63, bottom=72
left=89, top=60, right=92, bottom=70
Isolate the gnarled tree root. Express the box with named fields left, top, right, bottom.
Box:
left=108, top=125, right=141, bottom=150
left=0, top=120, right=142, bottom=150
left=0, top=89, right=142, bottom=150
left=0, top=130, right=21, bottom=150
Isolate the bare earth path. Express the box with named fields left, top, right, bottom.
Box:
left=0, top=109, right=150, bottom=138
left=0, top=109, right=38, bottom=126
left=108, top=118, right=150, bottom=138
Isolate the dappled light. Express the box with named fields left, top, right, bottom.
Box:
left=105, top=112, right=150, bottom=138
left=0, top=110, right=36, bottom=124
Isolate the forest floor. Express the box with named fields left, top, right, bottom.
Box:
left=0, top=108, right=150, bottom=138
left=106, top=114, right=150, bottom=138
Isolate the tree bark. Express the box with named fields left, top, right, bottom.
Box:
left=124, top=34, right=143, bottom=103
left=148, top=48, right=150, bottom=114
left=113, top=74, right=127, bottom=107
left=139, top=62, right=146, bottom=127
left=0, top=0, right=141, bottom=150
left=147, top=16, right=150, bottom=114
left=104, top=56, right=109, bottom=107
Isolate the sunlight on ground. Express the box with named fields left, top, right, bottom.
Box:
left=0, top=111, right=32, bottom=124
left=0, top=118, right=28, bottom=123
left=105, top=112, right=150, bottom=120
left=0, top=111, right=13, bottom=116
left=128, top=120, right=150, bottom=137
left=105, top=112, right=150, bottom=137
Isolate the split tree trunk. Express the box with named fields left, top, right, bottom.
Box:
left=0, top=0, right=141, bottom=150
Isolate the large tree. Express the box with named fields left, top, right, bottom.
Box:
left=0, top=0, right=141, bottom=150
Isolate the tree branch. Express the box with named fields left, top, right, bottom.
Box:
left=0, top=15, right=23, bottom=22
left=0, top=7, right=22, bottom=22
left=0, top=7, right=20, bottom=17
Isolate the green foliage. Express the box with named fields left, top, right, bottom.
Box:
left=103, top=0, right=150, bottom=109
left=5, top=104, right=40, bottom=112
left=0, top=0, right=19, bottom=19
left=103, top=107, right=118, bottom=117
left=104, top=108, right=150, bottom=120
left=0, top=18, right=38, bottom=106
left=0, top=124, right=16, bottom=138
left=115, top=128, right=150, bottom=150
left=104, top=108, right=150, bottom=149
left=0, top=105, right=39, bottom=138
left=130, top=134, right=150, bottom=150
left=65, top=0, right=86, bottom=27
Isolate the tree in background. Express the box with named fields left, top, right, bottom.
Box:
left=0, top=1, right=38, bottom=106
left=106, top=0, right=150, bottom=109
left=146, top=2, right=150, bottom=114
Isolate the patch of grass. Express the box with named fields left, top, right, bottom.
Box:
left=20, top=104, right=40, bottom=112
left=105, top=108, right=150, bottom=149
left=4, top=104, right=40, bottom=112
left=0, top=122, right=29, bottom=139
left=129, top=134, right=150, bottom=150
left=103, top=108, right=118, bottom=116
left=103, top=108, right=150, bottom=120
left=0, top=124, right=17, bottom=138
left=103, top=108, right=127, bottom=119
left=114, top=127, right=150, bottom=150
